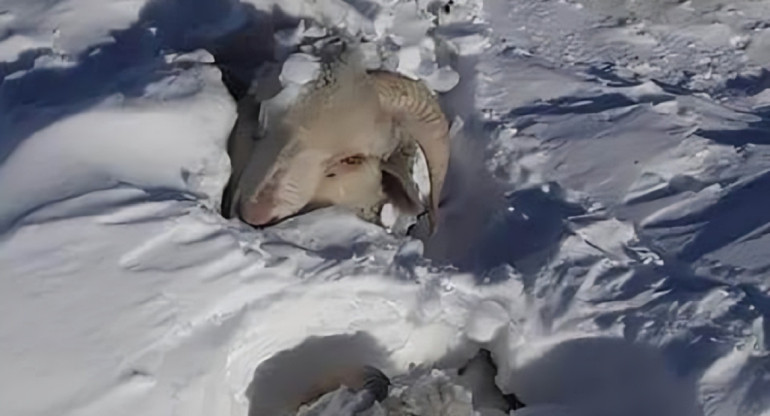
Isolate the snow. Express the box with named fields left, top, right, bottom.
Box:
left=1, top=0, right=770, bottom=415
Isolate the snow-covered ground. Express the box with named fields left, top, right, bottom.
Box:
left=1, top=0, right=769, bottom=415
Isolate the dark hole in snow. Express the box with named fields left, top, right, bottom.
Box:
left=246, top=334, right=525, bottom=415
left=245, top=332, right=392, bottom=416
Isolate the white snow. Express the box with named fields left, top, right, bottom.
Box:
left=2, top=0, right=770, bottom=415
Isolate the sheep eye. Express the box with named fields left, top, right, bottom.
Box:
left=323, top=154, right=366, bottom=178
left=340, top=155, right=364, bottom=165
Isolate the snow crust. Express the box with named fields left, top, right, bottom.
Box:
left=2, top=0, right=770, bottom=415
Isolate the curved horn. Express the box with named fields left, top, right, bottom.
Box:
left=368, top=70, right=450, bottom=234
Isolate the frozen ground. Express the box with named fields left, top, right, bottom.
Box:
left=1, top=0, right=769, bottom=415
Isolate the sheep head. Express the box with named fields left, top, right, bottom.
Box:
left=236, top=57, right=450, bottom=235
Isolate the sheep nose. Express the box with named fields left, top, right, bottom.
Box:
left=240, top=198, right=278, bottom=226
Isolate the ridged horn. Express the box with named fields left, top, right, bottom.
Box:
left=368, top=70, right=450, bottom=234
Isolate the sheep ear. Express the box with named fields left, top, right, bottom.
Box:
left=381, top=170, right=422, bottom=215
left=369, top=70, right=450, bottom=234
left=381, top=144, right=424, bottom=215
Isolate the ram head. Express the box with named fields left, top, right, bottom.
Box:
left=233, top=49, right=450, bottom=235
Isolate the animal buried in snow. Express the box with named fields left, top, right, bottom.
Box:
left=233, top=48, right=450, bottom=236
